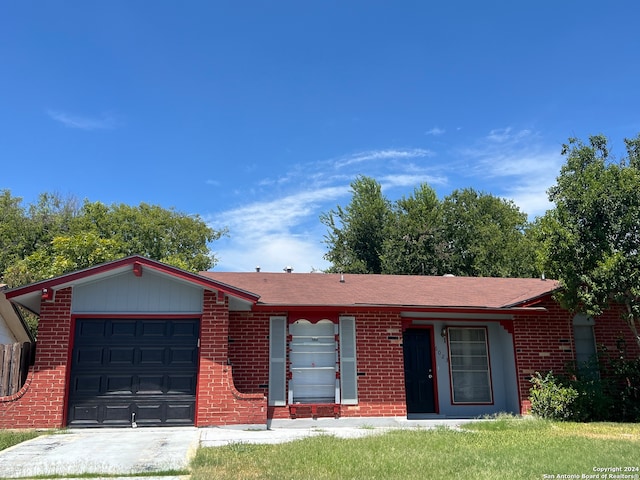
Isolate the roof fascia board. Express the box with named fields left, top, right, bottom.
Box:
left=253, top=304, right=547, bottom=315
left=504, top=289, right=560, bottom=308
left=5, top=255, right=260, bottom=304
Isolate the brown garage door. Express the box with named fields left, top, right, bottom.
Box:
left=67, top=318, right=199, bottom=427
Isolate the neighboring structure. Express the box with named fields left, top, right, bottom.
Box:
left=0, top=285, right=33, bottom=344
left=0, top=256, right=637, bottom=428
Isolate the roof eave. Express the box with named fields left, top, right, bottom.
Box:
left=5, top=256, right=260, bottom=315
left=253, top=303, right=548, bottom=315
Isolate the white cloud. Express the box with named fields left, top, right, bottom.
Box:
left=47, top=110, right=119, bottom=130
left=333, top=148, right=434, bottom=168
left=425, top=127, right=446, bottom=136
left=380, top=173, right=448, bottom=189
left=457, top=127, right=562, bottom=217
left=208, top=186, right=347, bottom=271
left=214, top=233, right=330, bottom=273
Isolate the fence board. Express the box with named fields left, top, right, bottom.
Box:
left=0, top=342, right=31, bottom=397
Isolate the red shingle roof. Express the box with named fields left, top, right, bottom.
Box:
left=201, top=272, right=560, bottom=309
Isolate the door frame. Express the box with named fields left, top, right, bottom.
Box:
left=401, top=323, right=439, bottom=415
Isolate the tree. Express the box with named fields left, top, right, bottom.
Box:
left=320, top=176, right=391, bottom=273
left=439, top=188, right=537, bottom=277
left=540, top=134, right=640, bottom=352
left=2, top=196, right=225, bottom=286
left=381, top=183, right=446, bottom=275
left=70, top=201, right=222, bottom=272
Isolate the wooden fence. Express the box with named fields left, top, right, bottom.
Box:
left=0, top=342, right=32, bottom=397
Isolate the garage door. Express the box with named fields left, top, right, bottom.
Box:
left=67, top=318, right=199, bottom=427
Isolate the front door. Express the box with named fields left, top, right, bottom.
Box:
left=403, top=328, right=436, bottom=414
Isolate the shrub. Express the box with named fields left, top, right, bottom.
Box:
left=529, top=371, right=578, bottom=420
left=530, top=343, right=640, bottom=422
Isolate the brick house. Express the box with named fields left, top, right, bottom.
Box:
left=0, top=255, right=637, bottom=428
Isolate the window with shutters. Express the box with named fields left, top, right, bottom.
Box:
left=268, top=316, right=357, bottom=406
left=447, top=327, right=493, bottom=404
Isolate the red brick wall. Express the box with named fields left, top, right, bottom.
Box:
left=228, top=311, right=273, bottom=396
left=0, top=287, right=73, bottom=428
left=512, top=298, right=640, bottom=414
left=593, top=304, right=640, bottom=358
left=228, top=309, right=407, bottom=419
left=512, top=298, right=575, bottom=414
left=345, top=310, right=406, bottom=418
left=195, top=291, right=266, bottom=426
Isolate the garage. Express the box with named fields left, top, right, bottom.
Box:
left=67, top=318, right=199, bottom=427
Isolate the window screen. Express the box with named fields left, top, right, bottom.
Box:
left=448, top=327, right=492, bottom=404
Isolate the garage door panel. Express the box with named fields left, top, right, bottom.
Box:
left=69, top=404, right=100, bottom=424
left=68, top=318, right=199, bottom=427
left=167, top=375, right=197, bottom=394
left=110, top=320, right=137, bottom=337
left=170, top=347, right=198, bottom=365
left=142, top=321, right=167, bottom=337
left=108, top=347, right=136, bottom=364
left=139, top=347, right=166, bottom=365
left=75, top=347, right=104, bottom=366
left=72, top=375, right=103, bottom=395
left=103, top=404, right=133, bottom=425
left=104, top=375, right=135, bottom=394
left=173, top=321, right=199, bottom=337
left=138, top=375, right=164, bottom=393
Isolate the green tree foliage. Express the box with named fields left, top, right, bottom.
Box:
left=381, top=183, right=446, bottom=275
left=539, top=134, right=640, bottom=352
left=440, top=188, right=537, bottom=277
left=320, top=176, right=391, bottom=273
left=1, top=192, right=225, bottom=286
left=321, top=182, right=537, bottom=277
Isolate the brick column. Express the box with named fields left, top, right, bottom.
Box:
left=0, top=287, right=73, bottom=428
left=195, top=290, right=266, bottom=426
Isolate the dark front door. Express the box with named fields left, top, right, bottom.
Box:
left=67, top=318, right=199, bottom=427
left=403, top=328, right=436, bottom=414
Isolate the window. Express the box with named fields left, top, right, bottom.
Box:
left=447, top=327, right=492, bottom=404
left=573, top=314, right=597, bottom=377
left=289, top=319, right=337, bottom=403
left=268, top=316, right=357, bottom=406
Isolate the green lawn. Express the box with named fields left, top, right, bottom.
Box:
left=0, top=430, right=42, bottom=452
left=191, top=418, right=640, bottom=480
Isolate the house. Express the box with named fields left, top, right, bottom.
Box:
left=0, top=284, right=33, bottom=344
left=0, top=255, right=637, bottom=428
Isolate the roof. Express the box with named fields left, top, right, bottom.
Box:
left=0, top=285, right=34, bottom=343
left=201, top=272, right=560, bottom=310
left=5, top=256, right=260, bottom=315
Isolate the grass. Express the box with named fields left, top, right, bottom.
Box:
left=0, top=430, right=42, bottom=452
left=190, top=418, right=640, bottom=480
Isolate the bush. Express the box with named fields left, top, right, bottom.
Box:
left=529, top=344, right=640, bottom=422
left=598, top=347, right=640, bottom=422
left=529, top=371, right=578, bottom=420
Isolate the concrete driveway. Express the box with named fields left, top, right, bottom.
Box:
left=0, top=427, right=200, bottom=479
left=0, top=418, right=479, bottom=479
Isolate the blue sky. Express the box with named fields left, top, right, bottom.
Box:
left=2, top=2, right=640, bottom=273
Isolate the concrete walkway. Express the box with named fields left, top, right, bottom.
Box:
left=0, top=418, right=480, bottom=479
left=200, top=417, right=480, bottom=447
